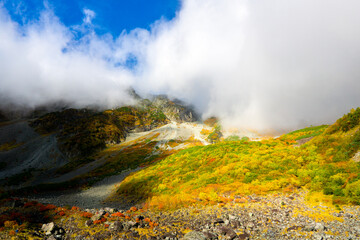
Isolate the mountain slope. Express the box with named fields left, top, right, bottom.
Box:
left=112, top=109, right=360, bottom=209
left=0, top=95, right=200, bottom=188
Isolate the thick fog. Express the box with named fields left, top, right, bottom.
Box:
left=1, top=0, right=360, bottom=132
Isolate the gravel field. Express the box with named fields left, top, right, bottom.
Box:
left=29, top=167, right=141, bottom=209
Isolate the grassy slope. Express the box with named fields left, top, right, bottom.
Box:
left=112, top=109, right=360, bottom=210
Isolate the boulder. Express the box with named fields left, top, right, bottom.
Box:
left=217, top=226, right=237, bottom=240
left=42, top=222, right=55, bottom=235
left=109, top=221, right=123, bottom=232
left=183, top=231, right=207, bottom=240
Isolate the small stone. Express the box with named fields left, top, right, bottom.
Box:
left=230, top=220, right=240, bottom=228
left=304, top=224, right=315, bottom=232
left=314, top=223, right=325, bottom=231
left=312, top=233, right=325, bottom=240
left=85, top=220, right=93, bottom=227
left=42, top=222, right=55, bottom=235
left=202, top=231, right=218, bottom=240
left=263, top=230, right=276, bottom=239
left=344, top=213, right=353, bottom=218
left=58, top=228, right=65, bottom=234
left=217, top=226, right=237, bottom=240
left=91, top=212, right=104, bottom=221
left=183, top=231, right=207, bottom=240
left=109, top=221, right=123, bottom=232
left=246, top=222, right=254, bottom=229
left=238, top=232, right=250, bottom=240
left=105, top=207, right=117, bottom=213
left=123, top=221, right=138, bottom=231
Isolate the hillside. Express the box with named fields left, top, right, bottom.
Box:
left=0, top=94, right=199, bottom=188
left=112, top=109, right=360, bottom=209
left=0, top=108, right=360, bottom=239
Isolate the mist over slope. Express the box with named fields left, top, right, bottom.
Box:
left=1, top=0, right=360, bottom=132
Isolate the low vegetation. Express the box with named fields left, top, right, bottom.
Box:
left=113, top=109, right=360, bottom=210
left=281, top=125, right=328, bottom=141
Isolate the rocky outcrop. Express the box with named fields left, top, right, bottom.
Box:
left=152, top=95, right=199, bottom=123
left=41, top=222, right=66, bottom=239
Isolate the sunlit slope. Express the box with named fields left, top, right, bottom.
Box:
left=112, top=109, right=360, bottom=209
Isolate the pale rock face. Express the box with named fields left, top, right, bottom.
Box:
left=352, top=151, right=360, bottom=162
left=151, top=95, right=199, bottom=123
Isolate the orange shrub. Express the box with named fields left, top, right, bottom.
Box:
left=58, top=211, right=65, bottom=216
left=93, top=220, right=102, bottom=225
left=234, top=198, right=247, bottom=203
left=130, top=206, right=137, bottom=212
left=149, top=222, right=159, bottom=227
left=39, top=204, right=57, bottom=212
left=144, top=218, right=151, bottom=223
left=24, top=201, right=37, bottom=208
left=71, top=206, right=80, bottom=211
left=4, top=221, right=17, bottom=229
left=9, top=230, right=16, bottom=236
left=80, top=212, right=93, bottom=218
left=111, top=212, right=124, bottom=217
left=125, top=215, right=131, bottom=220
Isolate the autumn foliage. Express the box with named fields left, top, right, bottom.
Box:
left=114, top=109, right=360, bottom=209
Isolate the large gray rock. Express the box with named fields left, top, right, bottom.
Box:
left=217, top=226, right=237, bottom=240
left=123, top=221, right=138, bottom=231
left=109, top=221, right=123, bottom=232
left=91, top=211, right=104, bottom=221
left=183, top=231, right=207, bottom=240
left=202, top=231, right=218, bottom=240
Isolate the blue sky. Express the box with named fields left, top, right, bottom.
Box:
left=2, top=0, right=180, bottom=35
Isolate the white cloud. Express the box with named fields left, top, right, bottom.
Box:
left=0, top=6, right=135, bottom=109
left=83, top=8, right=95, bottom=24
left=138, top=0, right=360, bottom=132
left=1, top=0, right=360, bottom=133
